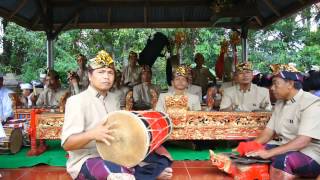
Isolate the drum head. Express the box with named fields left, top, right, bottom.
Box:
left=96, top=111, right=149, bottom=167
left=9, top=128, right=23, bottom=154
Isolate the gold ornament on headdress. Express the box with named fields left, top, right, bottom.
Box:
left=174, top=65, right=188, bottom=77
left=230, top=31, right=240, bottom=46
left=88, top=50, right=114, bottom=69
left=236, top=62, right=252, bottom=72
left=269, top=64, right=299, bottom=75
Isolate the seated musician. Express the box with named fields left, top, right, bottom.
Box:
left=67, top=71, right=81, bottom=96
left=220, top=62, right=272, bottom=111
left=110, top=70, right=129, bottom=108
left=156, top=65, right=201, bottom=112
left=36, top=70, right=68, bottom=107
left=133, top=65, right=160, bottom=110
left=168, top=65, right=202, bottom=103
left=39, top=72, right=48, bottom=89
left=61, top=50, right=172, bottom=180
left=75, top=54, right=90, bottom=90
left=19, top=83, right=37, bottom=107
left=237, top=64, right=320, bottom=179
left=191, top=53, right=216, bottom=96
left=0, top=74, right=13, bottom=123
left=121, top=51, right=142, bottom=87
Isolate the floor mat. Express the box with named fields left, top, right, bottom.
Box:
left=0, top=140, right=234, bottom=168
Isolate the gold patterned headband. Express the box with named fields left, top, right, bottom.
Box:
left=236, top=62, right=252, bottom=72
left=173, top=65, right=189, bottom=77
left=88, top=50, right=114, bottom=70
left=270, top=64, right=299, bottom=75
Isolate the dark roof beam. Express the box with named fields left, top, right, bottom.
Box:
left=50, top=0, right=210, bottom=7
left=182, top=7, right=185, bottom=25
left=0, top=7, right=31, bottom=28
left=31, top=16, right=40, bottom=28
left=51, top=21, right=212, bottom=30
left=35, top=0, right=53, bottom=37
left=210, top=16, right=219, bottom=27
left=144, top=0, right=149, bottom=25
left=262, top=0, right=281, bottom=17
left=52, top=1, right=88, bottom=39
left=9, top=0, right=27, bottom=19
left=254, top=16, right=263, bottom=26
left=73, top=13, right=80, bottom=26
left=107, top=7, right=111, bottom=25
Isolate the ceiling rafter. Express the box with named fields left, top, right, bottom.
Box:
left=9, top=0, right=27, bottom=19
left=262, top=0, right=281, bottom=17
left=51, top=1, right=89, bottom=38
left=35, top=0, right=52, bottom=35
left=0, top=7, right=31, bottom=28
left=50, top=0, right=210, bottom=7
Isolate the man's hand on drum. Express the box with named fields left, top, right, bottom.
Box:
left=91, top=122, right=117, bottom=146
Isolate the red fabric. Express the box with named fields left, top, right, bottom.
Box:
left=155, top=145, right=173, bottom=161
left=235, top=164, right=269, bottom=180
left=215, top=52, right=225, bottom=79
left=236, top=141, right=264, bottom=156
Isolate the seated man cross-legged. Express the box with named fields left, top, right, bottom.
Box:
left=237, top=64, right=320, bottom=179
left=61, top=50, right=172, bottom=180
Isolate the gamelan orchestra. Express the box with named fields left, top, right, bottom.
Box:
left=1, top=32, right=320, bottom=180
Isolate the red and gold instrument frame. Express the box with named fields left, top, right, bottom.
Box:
left=26, top=109, right=271, bottom=155
left=170, top=111, right=271, bottom=140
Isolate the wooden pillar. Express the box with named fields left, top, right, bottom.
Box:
left=46, top=36, right=54, bottom=70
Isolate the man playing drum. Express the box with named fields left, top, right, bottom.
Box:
left=220, top=62, right=272, bottom=112
left=61, top=50, right=172, bottom=180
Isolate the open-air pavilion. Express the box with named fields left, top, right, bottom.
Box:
left=0, top=1, right=319, bottom=179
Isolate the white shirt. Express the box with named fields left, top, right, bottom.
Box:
left=0, top=87, right=13, bottom=122
left=168, top=85, right=202, bottom=103
left=61, top=86, right=120, bottom=179
left=267, top=90, right=320, bottom=164
left=220, top=83, right=272, bottom=111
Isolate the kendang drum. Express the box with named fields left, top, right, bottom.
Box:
left=0, top=127, right=23, bottom=154
left=96, top=110, right=172, bottom=167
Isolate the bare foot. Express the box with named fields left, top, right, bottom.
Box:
left=157, top=167, right=173, bottom=180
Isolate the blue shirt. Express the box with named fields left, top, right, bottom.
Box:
left=0, top=87, right=13, bottom=122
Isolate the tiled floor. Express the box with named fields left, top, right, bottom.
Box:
left=0, top=161, right=233, bottom=180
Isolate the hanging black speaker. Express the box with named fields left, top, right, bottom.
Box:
left=138, top=32, right=170, bottom=67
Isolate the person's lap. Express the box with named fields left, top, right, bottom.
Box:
left=76, top=152, right=172, bottom=180
left=265, top=144, right=320, bottom=178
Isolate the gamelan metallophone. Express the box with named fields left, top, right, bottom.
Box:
left=26, top=110, right=271, bottom=155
